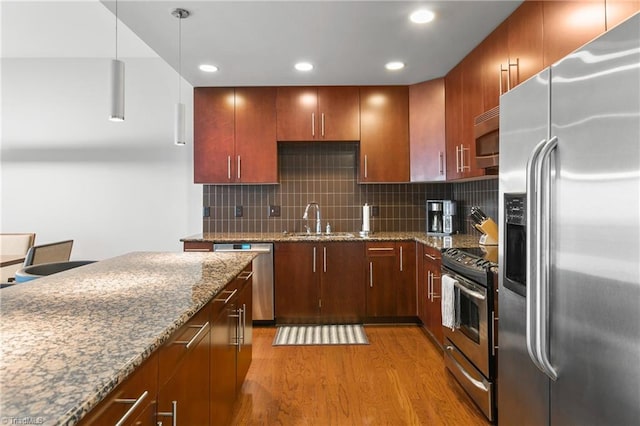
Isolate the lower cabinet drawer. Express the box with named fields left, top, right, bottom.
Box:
left=78, top=352, right=158, bottom=426
left=158, top=306, right=210, bottom=387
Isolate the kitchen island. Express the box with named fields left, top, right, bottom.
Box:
left=0, top=251, right=255, bottom=426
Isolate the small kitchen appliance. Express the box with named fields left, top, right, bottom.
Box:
left=426, top=200, right=456, bottom=236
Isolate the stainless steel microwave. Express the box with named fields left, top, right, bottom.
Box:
left=474, top=105, right=499, bottom=174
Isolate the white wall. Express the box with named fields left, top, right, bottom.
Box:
left=0, top=57, right=201, bottom=260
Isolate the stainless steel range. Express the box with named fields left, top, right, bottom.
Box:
left=441, top=247, right=498, bottom=422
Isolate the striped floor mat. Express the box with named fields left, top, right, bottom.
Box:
left=273, top=324, right=369, bottom=346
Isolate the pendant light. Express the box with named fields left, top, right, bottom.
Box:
left=172, top=8, right=190, bottom=146
left=109, top=0, right=125, bottom=122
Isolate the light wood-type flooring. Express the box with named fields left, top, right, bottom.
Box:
left=230, top=325, right=490, bottom=425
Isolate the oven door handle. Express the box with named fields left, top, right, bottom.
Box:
left=454, top=281, right=486, bottom=301
left=445, top=345, right=490, bottom=392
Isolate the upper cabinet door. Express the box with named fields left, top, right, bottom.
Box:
left=316, top=86, right=360, bottom=141
left=507, top=0, right=544, bottom=88
left=235, top=87, right=278, bottom=183
left=409, top=79, right=446, bottom=182
left=605, top=0, right=640, bottom=30
left=194, top=88, right=235, bottom=183
left=359, top=86, right=410, bottom=183
left=480, top=21, right=509, bottom=111
left=276, top=87, right=318, bottom=141
left=445, top=64, right=463, bottom=181
left=543, top=1, right=606, bottom=67
left=276, top=86, right=360, bottom=141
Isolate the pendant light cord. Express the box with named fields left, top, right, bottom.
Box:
left=178, top=14, right=182, bottom=104
left=115, top=0, right=118, bottom=60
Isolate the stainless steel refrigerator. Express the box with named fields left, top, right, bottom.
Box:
left=498, top=13, right=639, bottom=425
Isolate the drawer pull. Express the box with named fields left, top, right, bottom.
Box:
left=157, top=400, right=177, bottom=426
left=114, top=390, right=148, bottom=426
left=174, top=322, right=209, bottom=349
left=238, top=271, right=253, bottom=281
left=214, top=289, right=238, bottom=304
left=424, top=253, right=439, bottom=261
left=368, top=247, right=394, bottom=252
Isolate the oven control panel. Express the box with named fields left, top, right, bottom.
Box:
left=441, top=248, right=497, bottom=287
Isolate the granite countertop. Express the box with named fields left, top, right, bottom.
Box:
left=182, top=231, right=481, bottom=249
left=0, top=251, right=255, bottom=426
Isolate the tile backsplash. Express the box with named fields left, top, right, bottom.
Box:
left=203, top=143, right=497, bottom=236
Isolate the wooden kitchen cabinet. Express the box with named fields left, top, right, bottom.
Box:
left=480, top=21, right=509, bottom=111
left=274, top=242, right=320, bottom=322
left=543, top=1, right=606, bottom=67
left=183, top=241, right=213, bottom=252
left=274, top=242, right=364, bottom=323
left=507, top=0, right=544, bottom=89
left=396, top=241, right=417, bottom=317
left=421, top=245, right=443, bottom=347
left=194, top=87, right=277, bottom=184
left=276, top=86, right=360, bottom=141
left=78, top=353, right=159, bottom=426
left=359, top=86, right=410, bottom=183
left=210, top=265, right=253, bottom=425
left=157, top=305, right=211, bottom=426
left=320, top=242, right=365, bottom=323
left=606, top=0, right=640, bottom=29
left=409, top=79, right=446, bottom=182
left=365, top=242, right=398, bottom=318
left=445, top=54, right=485, bottom=181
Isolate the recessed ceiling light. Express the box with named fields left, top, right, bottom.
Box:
left=385, top=61, right=405, bottom=71
left=410, top=9, right=435, bottom=24
left=295, top=62, right=314, bottom=72
left=199, top=64, right=219, bottom=73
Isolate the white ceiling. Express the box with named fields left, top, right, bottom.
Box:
left=2, top=0, right=524, bottom=87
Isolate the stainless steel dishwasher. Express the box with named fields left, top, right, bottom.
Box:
left=213, top=243, right=274, bottom=323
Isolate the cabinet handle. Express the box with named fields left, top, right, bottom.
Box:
left=492, top=312, right=498, bottom=356
left=509, top=58, right=519, bottom=90
left=242, top=303, right=247, bottom=345
left=237, top=306, right=244, bottom=350
left=313, top=247, right=317, bottom=273
left=238, top=271, right=253, bottom=281
left=323, top=246, right=327, bottom=273
left=321, top=112, right=325, bottom=137
left=431, top=275, right=441, bottom=299
left=368, top=247, right=394, bottom=252
left=439, top=152, right=444, bottom=175
left=157, top=400, right=177, bottom=426
left=460, top=145, right=470, bottom=171
left=500, top=64, right=508, bottom=95
left=214, top=289, right=238, bottom=304
left=311, top=112, right=315, bottom=137
left=174, top=322, right=209, bottom=349
left=227, top=155, right=231, bottom=180
left=114, top=390, right=149, bottom=426
left=237, top=155, right=241, bottom=180
left=399, top=245, right=403, bottom=272
left=427, top=270, right=432, bottom=301
left=424, top=253, right=439, bottom=261
left=364, top=155, right=368, bottom=178
left=455, top=145, right=460, bottom=173
left=369, top=262, right=373, bottom=288
left=184, top=248, right=211, bottom=252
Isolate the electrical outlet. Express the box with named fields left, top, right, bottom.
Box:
left=203, top=207, right=211, bottom=218
left=234, top=205, right=243, bottom=217
left=371, top=205, right=380, bottom=217
left=268, top=205, right=281, bottom=217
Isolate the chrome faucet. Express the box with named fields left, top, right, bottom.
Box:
left=302, top=202, right=322, bottom=234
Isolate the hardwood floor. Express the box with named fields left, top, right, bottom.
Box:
left=230, top=325, right=490, bottom=425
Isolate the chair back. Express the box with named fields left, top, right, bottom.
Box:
left=24, top=240, right=73, bottom=266
left=0, top=233, right=36, bottom=256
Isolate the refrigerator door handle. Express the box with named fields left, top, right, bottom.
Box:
left=525, top=138, right=547, bottom=372
left=535, top=135, right=559, bottom=381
